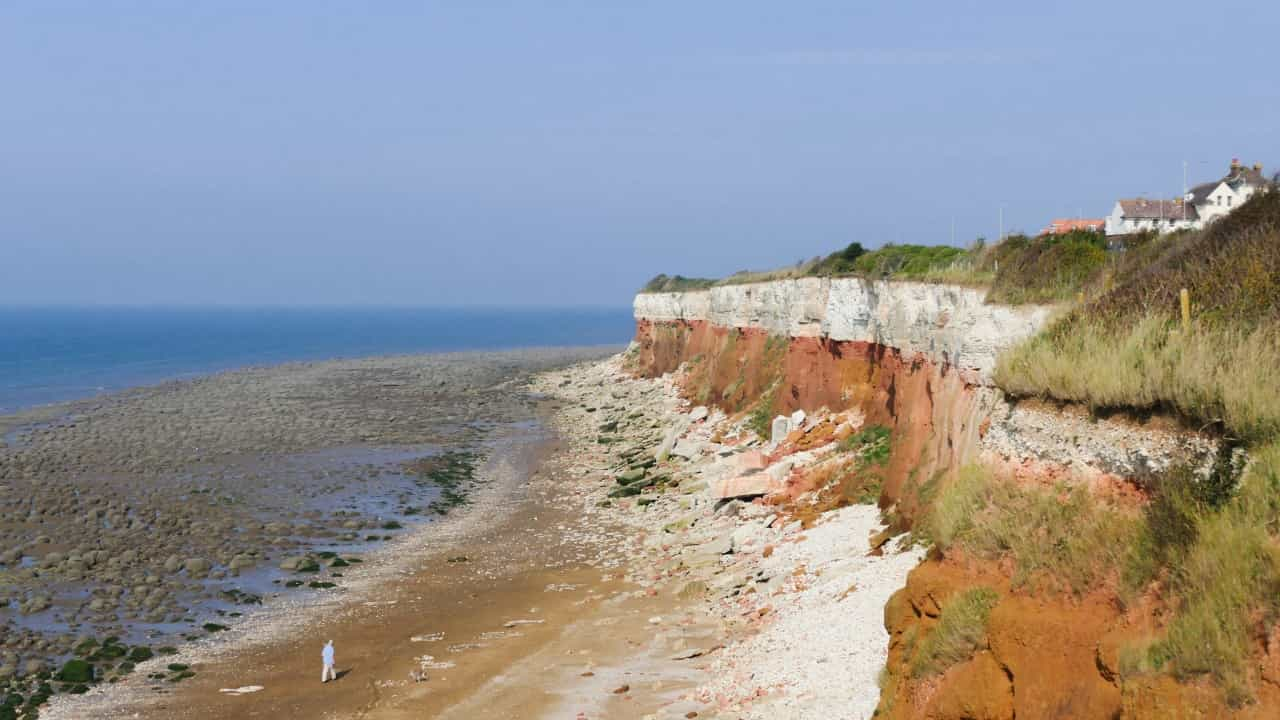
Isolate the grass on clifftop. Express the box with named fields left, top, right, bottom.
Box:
left=641, top=274, right=719, bottom=293
left=996, top=188, right=1280, bottom=442
left=638, top=228, right=1114, bottom=304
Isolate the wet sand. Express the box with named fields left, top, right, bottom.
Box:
left=41, top=353, right=714, bottom=720
left=35, top=350, right=920, bottom=720
left=0, top=347, right=617, bottom=714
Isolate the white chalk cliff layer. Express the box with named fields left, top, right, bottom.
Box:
left=634, top=278, right=1054, bottom=383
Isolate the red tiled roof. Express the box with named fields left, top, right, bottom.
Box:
left=1043, top=218, right=1105, bottom=234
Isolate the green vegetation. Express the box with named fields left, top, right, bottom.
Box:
left=909, top=587, right=1000, bottom=677
left=840, top=424, right=891, bottom=467
left=826, top=425, right=893, bottom=506
left=996, top=189, right=1280, bottom=441
left=999, top=318, right=1280, bottom=443
left=1119, top=444, right=1280, bottom=706
left=641, top=274, right=719, bottom=292
left=927, top=447, right=1280, bottom=703
left=405, top=450, right=481, bottom=515
left=640, top=228, right=1110, bottom=303
left=747, top=385, right=778, bottom=440
left=984, top=229, right=1109, bottom=304
left=808, top=242, right=868, bottom=276
left=843, top=244, right=969, bottom=279
left=55, top=660, right=94, bottom=684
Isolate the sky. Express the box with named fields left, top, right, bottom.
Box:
left=2, top=1, right=1277, bottom=307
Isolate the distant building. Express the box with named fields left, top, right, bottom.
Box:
left=1104, top=159, right=1270, bottom=236
left=1042, top=218, right=1105, bottom=235
left=1104, top=198, right=1197, bottom=236
left=1186, top=159, right=1269, bottom=224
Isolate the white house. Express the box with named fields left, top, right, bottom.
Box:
left=1105, top=159, right=1270, bottom=236
left=1104, top=198, right=1198, bottom=236
left=1186, top=159, right=1269, bottom=224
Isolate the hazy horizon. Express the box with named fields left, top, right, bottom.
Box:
left=4, top=2, right=1277, bottom=306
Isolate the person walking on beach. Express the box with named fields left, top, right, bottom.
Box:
left=321, top=640, right=337, bottom=683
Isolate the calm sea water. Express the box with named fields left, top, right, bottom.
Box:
left=0, top=306, right=633, bottom=413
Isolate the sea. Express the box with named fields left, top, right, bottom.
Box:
left=0, top=306, right=634, bottom=413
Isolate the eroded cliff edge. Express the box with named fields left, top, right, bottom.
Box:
left=628, top=277, right=1240, bottom=719
left=633, top=279, right=1210, bottom=521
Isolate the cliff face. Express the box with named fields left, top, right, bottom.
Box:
left=629, top=277, right=1234, bottom=719
left=631, top=279, right=1053, bottom=521
left=631, top=279, right=1213, bottom=501
left=634, top=278, right=1052, bottom=383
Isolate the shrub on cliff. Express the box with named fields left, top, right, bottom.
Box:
left=995, top=188, right=1280, bottom=441
left=909, top=586, right=1000, bottom=677
left=985, top=229, right=1108, bottom=304
left=808, top=242, right=867, bottom=276
left=640, top=274, right=718, bottom=293
left=924, top=464, right=1141, bottom=594
left=848, top=244, right=968, bottom=279
left=1120, top=443, right=1280, bottom=706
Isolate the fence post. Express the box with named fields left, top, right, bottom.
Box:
left=1180, top=288, right=1191, bottom=333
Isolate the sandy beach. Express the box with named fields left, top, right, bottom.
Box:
left=2, top=345, right=931, bottom=712
left=6, top=349, right=921, bottom=719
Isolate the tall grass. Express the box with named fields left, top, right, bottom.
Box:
left=996, top=315, right=1280, bottom=443
left=910, top=586, right=1000, bottom=677
left=1116, top=444, right=1280, bottom=705
left=924, top=465, right=1141, bottom=594
left=925, top=459, right=1280, bottom=702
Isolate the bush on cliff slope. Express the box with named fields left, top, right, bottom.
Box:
left=924, top=465, right=1140, bottom=595
left=996, top=188, right=1280, bottom=441
left=988, top=187, right=1280, bottom=705
left=1121, top=444, right=1280, bottom=705
left=984, top=229, right=1109, bottom=304
left=909, top=586, right=1000, bottom=678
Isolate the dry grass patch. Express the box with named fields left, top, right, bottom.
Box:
left=1121, top=443, right=1280, bottom=705
left=924, top=465, right=1141, bottom=595
left=909, top=586, right=1000, bottom=677
left=996, top=316, right=1280, bottom=443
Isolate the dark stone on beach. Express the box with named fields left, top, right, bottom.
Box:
left=54, top=660, right=93, bottom=684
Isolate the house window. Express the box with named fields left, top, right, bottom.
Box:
left=1217, top=196, right=1223, bottom=206
left=1228, top=196, right=1233, bottom=206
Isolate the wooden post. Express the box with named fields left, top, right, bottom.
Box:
left=1180, top=288, right=1191, bottom=333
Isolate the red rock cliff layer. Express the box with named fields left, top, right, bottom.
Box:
left=631, top=318, right=996, bottom=522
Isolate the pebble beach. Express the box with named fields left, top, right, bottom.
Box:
left=5, top=348, right=922, bottom=719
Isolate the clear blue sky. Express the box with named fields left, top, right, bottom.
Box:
left=3, top=1, right=1276, bottom=306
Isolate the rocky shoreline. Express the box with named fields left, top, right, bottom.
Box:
left=519, top=354, right=924, bottom=719
left=0, top=347, right=613, bottom=716
left=8, top=347, right=925, bottom=719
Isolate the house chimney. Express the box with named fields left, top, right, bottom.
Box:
left=1231, top=157, right=1241, bottom=170
left=1255, top=162, right=1264, bottom=172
